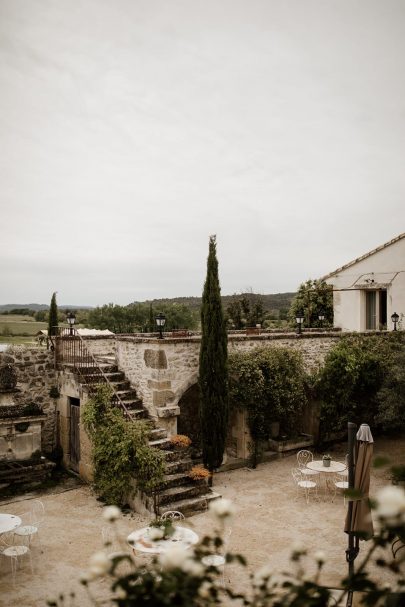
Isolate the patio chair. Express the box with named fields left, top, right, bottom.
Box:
left=337, top=454, right=349, bottom=478
left=201, top=527, right=232, bottom=585
left=160, top=510, right=185, bottom=522
left=332, top=474, right=349, bottom=505
left=296, top=450, right=319, bottom=477
left=292, top=468, right=318, bottom=504
left=0, top=531, right=33, bottom=585
left=14, top=499, right=45, bottom=545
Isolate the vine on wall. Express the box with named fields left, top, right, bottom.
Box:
left=82, top=386, right=165, bottom=506
left=229, top=346, right=308, bottom=467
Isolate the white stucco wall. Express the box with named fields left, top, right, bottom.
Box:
left=325, top=236, right=405, bottom=332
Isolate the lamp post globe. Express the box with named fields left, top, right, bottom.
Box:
left=296, top=310, right=304, bottom=335
left=391, top=312, right=399, bottom=331
left=66, top=311, right=76, bottom=336
left=155, top=313, right=166, bottom=339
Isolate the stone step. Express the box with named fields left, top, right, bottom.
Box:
left=149, top=438, right=172, bottom=451
left=113, top=389, right=138, bottom=400
left=149, top=428, right=168, bottom=441
left=124, top=407, right=148, bottom=419
left=108, top=380, right=132, bottom=391
left=164, top=459, right=193, bottom=475
left=162, top=449, right=184, bottom=463
left=158, top=482, right=208, bottom=506
left=160, top=491, right=221, bottom=518
left=159, top=472, right=195, bottom=490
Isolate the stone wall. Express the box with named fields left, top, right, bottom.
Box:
left=0, top=346, right=58, bottom=454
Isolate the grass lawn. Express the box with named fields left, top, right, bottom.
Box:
left=0, top=314, right=47, bottom=337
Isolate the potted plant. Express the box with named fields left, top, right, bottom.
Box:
left=322, top=454, right=332, bottom=468
left=187, top=465, right=211, bottom=483
left=169, top=434, right=192, bottom=450
left=148, top=517, right=175, bottom=540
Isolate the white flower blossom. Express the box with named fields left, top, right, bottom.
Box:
left=114, top=587, right=127, bottom=599
left=102, top=505, right=121, bottom=522
left=209, top=498, right=235, bottom=519
left=148, top=527, right=164, bottom=541
left=375, top=486, right=405, bottom=525
left=291, top=541, right=306, bottom=554
left=182, top=558, right=204, bottom=577
left=253, top=564, right=273, bottom=587
left=314, top=550, right=326, bottom=564
left=159, top=544, right=189, bottom=570
left=198, top=581, right=212, bottom=598
left=88, top=551, right=111, bottom=577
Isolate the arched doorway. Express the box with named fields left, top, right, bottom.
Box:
left=177, top=384, right=201, bottom=458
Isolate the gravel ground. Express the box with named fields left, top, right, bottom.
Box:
left=0, top=436, right=404, bottom=607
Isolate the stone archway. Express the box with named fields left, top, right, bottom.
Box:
left=177, top=384, right=201, bottom=458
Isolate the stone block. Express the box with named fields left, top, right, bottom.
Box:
left=144, top=349, right=168, bottom=369
left=156, top=406, right=180, bottom=418
left=152, top=390, right=175, bottom=406
left=147, top=379, right=172, bottom=390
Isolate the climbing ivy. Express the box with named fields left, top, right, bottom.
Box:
left=229, top=346, right=307, bottom=467
left=82, top=386, right=165, bottom=506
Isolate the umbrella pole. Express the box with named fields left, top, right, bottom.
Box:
left=346, top=421, right=358, bottom=607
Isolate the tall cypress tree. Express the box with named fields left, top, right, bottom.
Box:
left=48, top=292, right=58, bottom=337
left=199, top=235, right=229, bottom=486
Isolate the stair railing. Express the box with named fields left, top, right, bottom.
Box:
left=54, top=327, right=134, bottom=421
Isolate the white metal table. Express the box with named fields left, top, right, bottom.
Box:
left=306, top=460, right=347, bottom=498
left=0, top=513, right=22, bottom=534
left=127, top=525, right=199, bottom=555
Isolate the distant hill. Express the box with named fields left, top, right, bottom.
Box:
left=138, top=292, right=295, bottom=313
left=0, top=303, right=93, bottom=312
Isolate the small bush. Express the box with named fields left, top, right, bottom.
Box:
left=169, top=434, right=192, bottom=449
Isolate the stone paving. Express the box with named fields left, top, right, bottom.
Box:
left=0, top=436, right=404, bottom=607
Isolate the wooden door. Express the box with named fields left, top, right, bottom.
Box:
left=69, top=401, right=81, bottom=472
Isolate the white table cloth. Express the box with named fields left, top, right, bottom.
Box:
left=0, top=513, right=21, bottom=534
left=127, top=525, right=199, bottom=554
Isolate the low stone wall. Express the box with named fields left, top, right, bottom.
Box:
left=0, top=346, right=58, bottom=455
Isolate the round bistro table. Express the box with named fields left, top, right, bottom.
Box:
left=127, top=525, right=199, bottom=555
left=306, top=460, right=347, bottom=499
left=0, top=513, right=22, bottom=534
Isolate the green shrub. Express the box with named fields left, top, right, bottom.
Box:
left=82, top=386, right=165, bottom=506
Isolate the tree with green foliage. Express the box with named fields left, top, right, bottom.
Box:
left=315, top=333, right=405, bottom=440
left=226, top=292, right=266, bottom=329
left=199, top=235, right=229, bottom=486
left=288, top=278, right=333, bottom=328
left=48, top=292, right=58, bottom=336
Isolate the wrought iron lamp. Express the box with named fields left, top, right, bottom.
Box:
left=318, top=310, right=325, bottom=327
left=296, top=310, right=304, bottom=335
left=155, top=312, right=166, bottom=339
left=391, top=312, right=399, bottom=331
left=66, top=311, right=76, bottom=336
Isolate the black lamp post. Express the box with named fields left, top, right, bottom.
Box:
left=66, top=311, right=76, bottom=336
left=391, top=312, right=399, bottom=331
left=318, top=310, right=325, bottom=327
left=296, top=310, right=304, bottom=335
left=155, top=312, right=166, bottom=339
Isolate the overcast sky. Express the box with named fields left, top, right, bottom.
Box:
left=1, top=0, right=405, bottom=306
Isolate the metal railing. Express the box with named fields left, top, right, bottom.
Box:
left=54, top=327, right=134, bottom=420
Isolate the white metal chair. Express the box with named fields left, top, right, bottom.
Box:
left=201, top=528, right=232, bottom=585
left=160, top=510, right=185, bottom=522
left=296, top=450, right=319, bottom=477
left=333, top=475, right=348, bottom=505
left=292, top=468, right=317, bottom=504
left=0, top=531, right=33, bottom=585
left=337, top=454, right=349, bottom=478
left=14, top=499, right=45, bottom=545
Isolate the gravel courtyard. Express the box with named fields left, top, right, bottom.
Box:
left=1, top=436, right=404, bottom=607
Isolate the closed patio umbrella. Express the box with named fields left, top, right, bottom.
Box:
left=345, top=423, right=374, bottom=538
left=344, top=423, right=374, bottom=607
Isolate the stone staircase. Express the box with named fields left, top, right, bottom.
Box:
left=77, top=356, right=220, bottom=517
